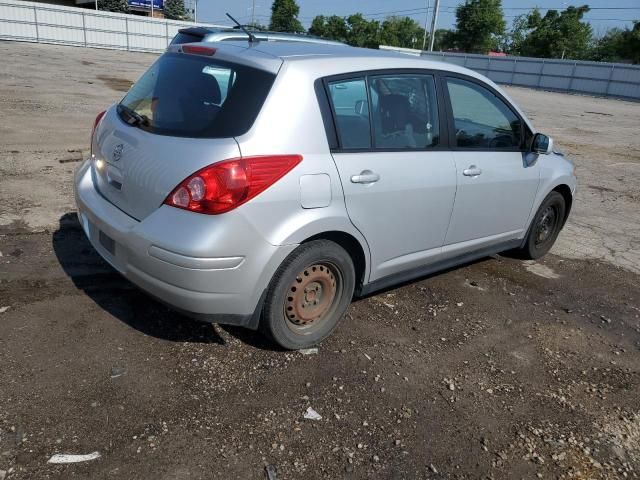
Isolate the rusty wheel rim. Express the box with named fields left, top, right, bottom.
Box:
left=284, top=262, right=340, bottom=332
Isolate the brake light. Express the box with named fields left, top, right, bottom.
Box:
left=91, top=110, right=106, bottom=154
left=164, top=155, right=302, bottom=215
left=182, top=45, right=217, bottom=56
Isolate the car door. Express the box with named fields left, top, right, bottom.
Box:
left=442, top=76, right=540, bottom=253
left=326, top=73, right=457, bottom=282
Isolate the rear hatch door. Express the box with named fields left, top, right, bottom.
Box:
left=92, top=49, right=278, bottom=221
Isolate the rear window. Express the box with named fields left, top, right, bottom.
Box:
left=170, top=31, right=204, bottom=45
left=118, top=53, right=276, bottom=138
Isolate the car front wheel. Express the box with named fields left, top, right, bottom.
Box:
left=261, top=240, right=355, bottom=350
left=518, top=191, right=566, bottom=260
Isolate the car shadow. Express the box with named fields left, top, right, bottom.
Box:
left=353, top=255, right=494, bottom=302
left=52, top=212, right=276, bottom=349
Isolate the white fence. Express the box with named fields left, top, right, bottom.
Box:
left=381, top=45, right=640, bottom=102
left=3, top=3, right=639, bottom=101
left=0, top=0, right=226, bottom=52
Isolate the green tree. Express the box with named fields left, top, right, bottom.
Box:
left=246, top=22, right=268, bottom=31
left=97, top=0, right=129, bottom=14
left=591, top=28, right=627, bottom=62
left=345, top=14, right=380, bottom=48
left=455, top=0, right=506, bottom=53
left=503, top=13, right=529, bottom=55
left=520, top=6, right=592, bottom=59
left=309, top=14, right=380, bottom=48
left=269, top=0, right=304, bottom=33
left=592, top=22, right=640, bottom=64
left=164, top=0, right=186, bottom=20
left=309, top=15, right=349, bottom=43
left=380, top=16, right=425, bottom=49
left=433, top=28, right=457, bottom=51
left=621, top=21, right=640, bottom=64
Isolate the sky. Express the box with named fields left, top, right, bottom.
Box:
left=197, top=0, right=639, bottom=38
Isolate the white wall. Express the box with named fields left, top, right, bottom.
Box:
left=380, top=45, right=640, bottom=101
left=0, top=0, right=227, bottom=52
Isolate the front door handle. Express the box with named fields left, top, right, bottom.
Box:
left=463, top=165, right=482, bottom=177
left=351, top=170, right=380, bottom=184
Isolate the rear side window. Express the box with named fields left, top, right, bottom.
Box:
left=446, top=77, right=522, bottom=149
left=369, top=74, right=439, bottom=149
left=118, top=53, right=275, bottom=138
left=327, top=78, right=371, bottom=149
left=327, top=73, right=440, bottom=150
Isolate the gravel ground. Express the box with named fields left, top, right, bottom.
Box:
left=0, top=41, right=639, bottom=480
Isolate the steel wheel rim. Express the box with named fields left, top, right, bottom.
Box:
left=535, top=205, right=558, bottom=246
left=284, top=262, right=341, bottom=334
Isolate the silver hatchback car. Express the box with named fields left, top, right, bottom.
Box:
left=75, top=41, right=577, bottom=349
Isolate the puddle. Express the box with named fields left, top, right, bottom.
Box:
left=524, top=261, right=560, bottom=279
left=588, top=185, right=614, bottom=193
left=97, top=75, right=133, bottom=92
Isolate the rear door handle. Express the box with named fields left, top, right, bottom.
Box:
left=350, top=170, right=380, bottom=184
left=463, top=165, right=482, bottom=177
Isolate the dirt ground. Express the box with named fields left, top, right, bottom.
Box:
left=0, top=41, right=639, bottom=480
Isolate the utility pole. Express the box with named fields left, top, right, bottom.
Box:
left=428, top=0, right=440, bottom=51
left=251, top=0, right=256, bottom=26
left=194, top=0, right=198, bottom=22
left=421, top=0, right=430, bottom=51
left=150, top=0, right=154, bottom=18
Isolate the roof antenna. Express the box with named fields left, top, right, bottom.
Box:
left=226, top=13, right=259, bottom=44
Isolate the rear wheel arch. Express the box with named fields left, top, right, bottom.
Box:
left=301, top=231, right=368, bottom=294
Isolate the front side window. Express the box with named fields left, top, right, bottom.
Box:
left=369, top=75, right=440, bottom=149
left=446, top=77, right=522, bottom=149
left=327, top=78, right=371, bottom=149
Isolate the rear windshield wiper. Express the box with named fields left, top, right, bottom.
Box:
left=118, top=104, right=150, bottom=127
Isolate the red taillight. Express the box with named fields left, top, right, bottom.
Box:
left=91, top=110, right=106, bottom=153
left=164, top=155, right=303, bottom=215
left=182, top=45, right=217, bottom=56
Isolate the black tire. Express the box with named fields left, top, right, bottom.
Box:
left=517, top=191, right=566, bottom=260
left=261, top=240, right=355, bottom=350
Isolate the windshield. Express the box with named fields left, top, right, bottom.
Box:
left=118, top=53, right=276, bottom=138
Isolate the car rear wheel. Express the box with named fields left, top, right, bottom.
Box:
left=261, top=240, right=355, bottom=350
left=518, top=191, right=566, bottom=260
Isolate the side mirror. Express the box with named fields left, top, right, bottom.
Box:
left=354, top=99, right=368, bottom=117
left=531, top=133, right=553, bottom=154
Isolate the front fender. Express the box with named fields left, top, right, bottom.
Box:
left=523, top=153, right=577, bottom=236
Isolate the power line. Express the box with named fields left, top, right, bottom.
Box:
left=359, top=5, right=640, bottom=17
left=363, top=10, right=638, bottom=22
left=246, top=5, right=639, bottom=25
left=352, top=6, right=638, bottom=22
left=438, top=3, right=640, bottom=10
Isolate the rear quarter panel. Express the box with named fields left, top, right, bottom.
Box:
left=234, top=61, right=371, bottom=274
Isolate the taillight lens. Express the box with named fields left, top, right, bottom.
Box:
left=182, top=45, right=217, bottom=56
left=91, top=110, right=106, bottom=154
left=164, top=155, right=302, bottom=215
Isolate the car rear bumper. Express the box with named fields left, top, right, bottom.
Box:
left=74, top=159, right=296, bottom=328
